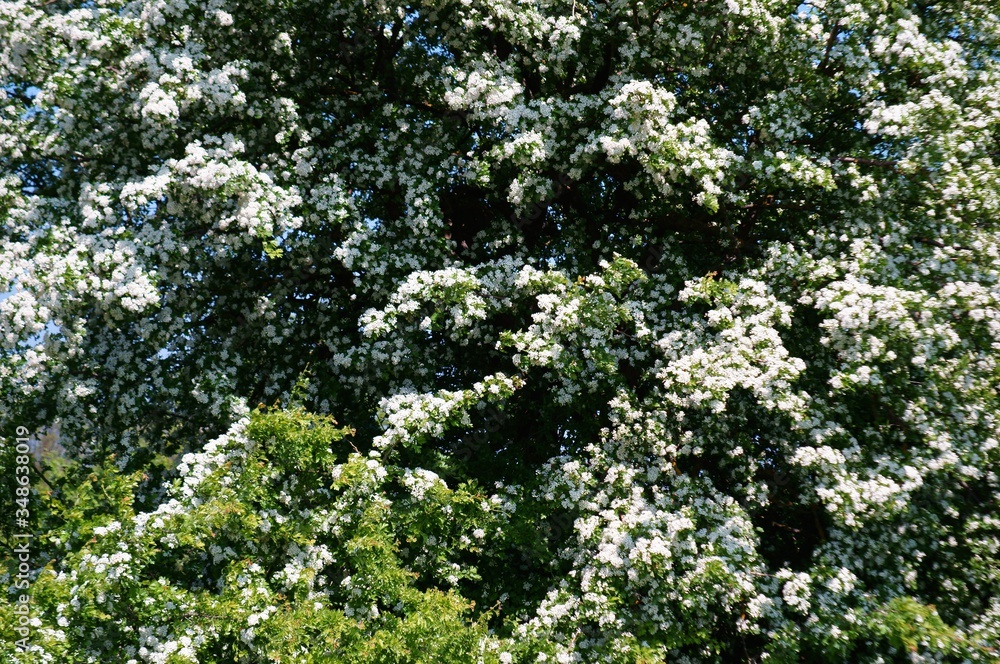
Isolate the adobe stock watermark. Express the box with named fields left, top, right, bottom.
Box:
left=511, top=174, right=574, bottom=234
left=336, top=28, right=470, bottom=125
left=642, top=242, right=665, bottom=273
left=534, top=510, right=576, bottom=543
left=733, top=463, right=792, bottom=512
left=446, top=407, right=578, bottom=542
left=9, top=425, right=33, bottom=652
left=448, top=404, right=508, bottom=463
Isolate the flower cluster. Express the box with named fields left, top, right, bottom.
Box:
left=4, top=0, right=1000, bottom=660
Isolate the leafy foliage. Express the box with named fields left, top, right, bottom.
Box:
left=3, top=0, right=1000, bottom=660
left=2, top=409, right=507, bottom=663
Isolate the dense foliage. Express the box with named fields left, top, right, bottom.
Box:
left=2, top=0, right=1000, bottom=660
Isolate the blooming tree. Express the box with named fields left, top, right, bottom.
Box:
left=2, top=0, right=1000, bottom=660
